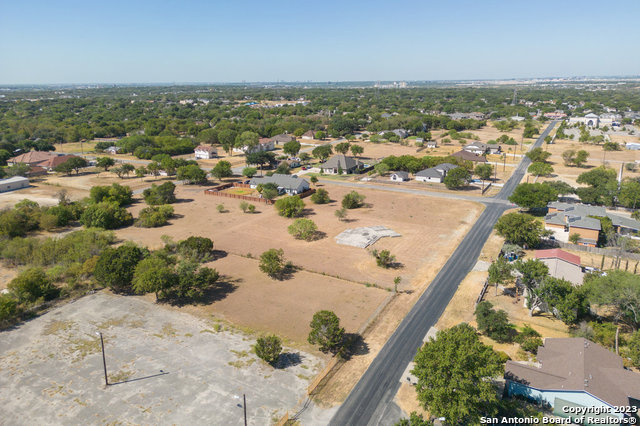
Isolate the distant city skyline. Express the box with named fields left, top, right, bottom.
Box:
left=1, top=0, right=639, bottom=85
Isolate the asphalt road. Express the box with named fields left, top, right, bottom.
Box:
left=328, top=121, right=558, bottom=426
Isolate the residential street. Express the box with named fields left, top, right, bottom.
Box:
left=328, top=121, right=558, bottom=426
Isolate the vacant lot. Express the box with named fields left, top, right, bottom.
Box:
left=117, top=183, right=482, bottom=291
left=0, top=292, right=321, bottom=425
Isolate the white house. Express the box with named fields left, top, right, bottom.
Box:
left=415, top=163, right=458, bottom=183
left=626, top=142, right=640, bottom=151
left=0, top=176, right=29, bottom=193
left=301, top=130, right=315, bottom=140
left=389, top=171, right=409, bottom=182
left=194, top=145, right=217, bottom=159
left=105, top=146, right=121, bottom=154
left=426, top=140, right=437, bottom=148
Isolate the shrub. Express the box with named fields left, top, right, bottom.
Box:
left=520, top=337, right=543, bottom=354
left=216, top=204, right=226, bottom=213
left=94, top=244, right=148, bottom=293
left=310, top=188, right=330, bottom=204
left=80, top=202, right=133, bottom=229
left=274, top=196, right=305, bottom=218
left=89, top=183, right=134, bottom=206
left=143, top=182, right=177, bottom=205
left=8, top=268, right=59, bottom=304
left=371, top=249, right=396, bottom=268
left=255, top=335, right=282, bottom=365
left=342, top=191, right=365, bottom=209
left=335, top=208, right=347, bottom=221
left=474, top=301, right=515, bottom=343
left=176, top=236, right=214, bottom=262
left=288, top=218, right=318, bottom=241
left=0, top=294, right=19, bottom=323
left=135, top=205, right=174, bottom=228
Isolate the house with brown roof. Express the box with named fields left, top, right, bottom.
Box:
left=505, top=338, right=640, bottom=423
left=9, top=151, right=80, bottom=171
left=301, top=130, right=315, bottom=140
left=451, top=150, right=487, bottom=163
left=194, top=145, right=217, bottom=159
left=534, top=249, right=584, bottom=285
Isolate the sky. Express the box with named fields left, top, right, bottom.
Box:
left=1, top=0, right=639, bottom=84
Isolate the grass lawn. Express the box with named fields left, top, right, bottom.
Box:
left=223, top=187, right=256, bottom=196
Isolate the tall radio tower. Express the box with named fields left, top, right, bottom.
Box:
left=511, top=88, right=517, bottom=106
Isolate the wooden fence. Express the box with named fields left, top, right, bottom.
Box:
left=555, top=241, right=640, bottom=261
left=475, top=279, right=490, bottom=307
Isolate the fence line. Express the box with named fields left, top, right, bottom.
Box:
left=555, top=241, right=640, bottom=261
left=475, top=279, right=490, bottom=307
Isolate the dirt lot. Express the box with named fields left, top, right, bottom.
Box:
left=0, top=292, right=321, bottom=425
left=0, top=178, right=89, bottom=209
left=535, top=137, right=640, bottom=186
left=116, top=183, right=482, bottom=291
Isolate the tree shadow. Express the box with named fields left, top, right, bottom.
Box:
left=173, top=198, right=194, bottom=204
left=210, top=249, right=228, bottom=261
left=310, top=231, right=327, bottom=241
left=164, top=276, right=240, bottom=306
left=302, top=208, right=316, bottom=216
left=275, top=352, right=303, bottom=369
left=338, top=333, right=369, bottom=360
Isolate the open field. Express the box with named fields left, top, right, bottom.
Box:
left=0, top=292, right=320, bottom=425
left=116, top=183, right=483, bottom=291
left=0, top=178, right=89, bottom=209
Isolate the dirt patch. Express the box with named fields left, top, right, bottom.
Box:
left=394, top=382, right=429, bottom=419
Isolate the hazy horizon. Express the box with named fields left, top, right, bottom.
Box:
left=2, top=0, right=639, bottom=85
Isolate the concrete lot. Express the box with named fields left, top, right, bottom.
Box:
left=0, top=292, right=321, bottom=425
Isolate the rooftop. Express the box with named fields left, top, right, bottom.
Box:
left=534, top=248, right=581, bottom=266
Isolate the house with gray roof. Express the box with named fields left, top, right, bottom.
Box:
left=320, top=154, right=363, bottom=174
left=389, top=171, right=409, bottom=182
left=415, top=163, right=459, bottom=183
left=271, top=134, right=295, bottom=144
left=249, top=174, right=309, bottom=195
left=505, top=338, right=640, bottom=422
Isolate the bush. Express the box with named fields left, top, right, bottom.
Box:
left=0, top=294, right=19, bottom=323
left=274, top=196, right=305, bottom=218
left=176, top=236, right=214, bottom=262
left=80, top=201, right=133, bottom=229
left=135, top=205, right=174, bottom=228
left=89, top=183, right=134, bottom=206
left=288, top=218, right=318, bottom=241
left=310, top=188, right=330, bottom=204
left=216, top=204, right=226, bottom=213
left=8, top=268, right=59, bottom=304
left=515, top=325, right=542, bottom=354
left=255, top=335, right=283, bottom=365
left=177, top=164, right=208, bottom=184
left=143, top=182, right=177, bottom=205
left=371, top=249, right=396, bottom=268
left=474, top=301, right=515, bottom=343
left=342, top=191, right=365, bottom=209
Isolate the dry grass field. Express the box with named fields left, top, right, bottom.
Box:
left=116, top=183, right=483, bottom=291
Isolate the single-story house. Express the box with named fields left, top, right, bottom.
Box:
left=271, top=134, right=295, bottom=144
left=426, top=140, right=437, bottom=148
left=194, top=145, right=217, bottom=159
left=451, top=150, right=487, bottom=163
left=320, top=154, right=363, bottom=174
left=626, top=142, right=640, bottom=151
left=390, top=171, right=409, bottom=182
left=249, top=174, right=310, bottom=195
left=505, top=338, right=640, bottom=422
left=414, top=137, right=424, bottom=144
left=105, top=146, right=121, bottom=154
left=378, top=129, right=408, bottom=139
left=278, top=158, right=300, bottom=169
left=0, top=176, right=29, bottom=193
left=233, top=138, right=275, bottom=154
left=8, top=151, right=80, bottom=172
left=463, top=142, right=489, bottom=155
left=534, top=248, right=584, bottom=286
left=301, top=130, right=315, bottom=140
left=415, top=163, right=458, bottom=183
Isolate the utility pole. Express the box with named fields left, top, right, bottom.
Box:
left=243, top=394, right=247, bottom=426
left=97, top=332, right=108, bottom=386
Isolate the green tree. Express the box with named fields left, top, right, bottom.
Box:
left=335, top=208, right=347, bottom=221
left=474, top=301, right=515, bottom=343
left=135, top=205, right=174, bottom=228
left=514, top=259, right=550, bottom=315
left=350, top=144, right=364, bottom=158
left=55, top=157, right=88, bottom=175
left=443, top=167, right=471, bottom=190
left=234, top=131, right=260, bottom=153
left=310, top=188, right=330, bottom=204
left=542, top=180, right=575, bottom=195
left=619, top=179, right=640, bottom=209
left=218, top=129, right=237, bottom=155
left=0, top=149, right=11, bottom=166
left=143, top=181, right=177, bottom=205
left=568, top=233, right=581, bottom=244
left=494, top=212, right=546, bottom=247
left=5, top=163, right=31, bottom=177
left=394, top=412, right=432, bottom=426
left=8, top=268, right=59, bottom=304
left=0, top=294, right=19, bottom=323
left=94, top=244, right=148, bottom=293
left=537, top=277, right=589, bottom=325
left=583, top=270, right=640, bottom=328
left=261, top=183, right=279, bottom=201
left=96, top=156, right=115, bottom=171
left=626, top=330, right=640, bottom=368
left=178, top=164, right=208, bottom=184
left=334, top=142, right=351, bottom=154
left=288, top=218, right=318, bottom=241
left=488, top=256, right=513, bottom=295
left=170, top=261, right=219, bottom=301
left=274, top=195, right=305, bottom=218
left=114, top=163, right=135, bottom=178
left=527, top=162, right=554, bottom=177
left=574, top=150, right=589, bottom=167
left=525, top=147, right=551, bottom=163
left=242, top=167, right=257, bottom=179
left=132, top=255, right=176, bottom=300
left=307, top=310, right=345, bottom=353
left=259, top=248, right=287, bottom=278
left=508, top=183, right=558, bottom=210
left=89, top=183, right=134, bottom=206
left=374, top=163, right=390, bottom=176
left=210, top=161, right=232, bottom=181
left=474, top=163, right=493, bottom=188
left=342, top=191, right=365, bottom=209
left=80, top=201, right=133, bottom=229
left=283, top=140, right=301, bottom=157
left=254, top=335, right=282, bottom=365
left=312, top=144, right=333, bottom=161
left=315, top=130, right=326, bottom=140
left=411, top=323, right=503, bottom=425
